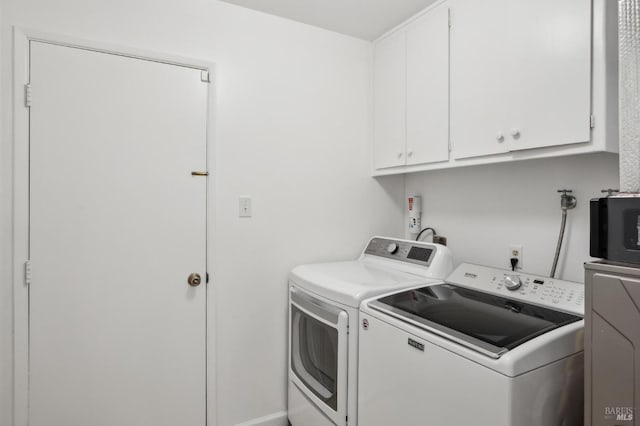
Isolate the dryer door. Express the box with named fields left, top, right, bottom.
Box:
left=290, top=287, right=348, bottom=426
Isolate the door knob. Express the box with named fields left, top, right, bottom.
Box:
left=188, top=273, right=202, bottom=287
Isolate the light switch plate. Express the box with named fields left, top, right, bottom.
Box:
left=239, top=197, right=252, bottom=217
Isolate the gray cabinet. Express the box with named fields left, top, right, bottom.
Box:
left=585, top=262, right=640, bottom=425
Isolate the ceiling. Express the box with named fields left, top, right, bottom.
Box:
left=218, top=0, right=439, bottom=40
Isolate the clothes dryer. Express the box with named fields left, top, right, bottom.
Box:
left=287, top=236, right=453, bottom=426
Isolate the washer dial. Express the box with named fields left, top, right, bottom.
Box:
left=504, top=275, right=522, bottom=291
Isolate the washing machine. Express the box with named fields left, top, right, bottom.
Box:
left=358, top=263, right=585, bottom=426
left=287, top=236, right=453, bottom=426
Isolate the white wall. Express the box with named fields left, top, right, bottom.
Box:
left=0, top=1, right=405, bottom=425
left=405, top=153, right=619, bottom=283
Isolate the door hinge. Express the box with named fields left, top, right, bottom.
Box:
left=200, top=70, right=210, bottom=83
left=590, top=114, right=596, bottom=129
left=24, top=84, right=32, bottom=108
left=206, top=272, right=209, bottom=284
left=25, top=260, right=32, bottom=286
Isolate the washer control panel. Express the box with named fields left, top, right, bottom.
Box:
left=363, top=237, right=436, bottom=267
left=447, top=263, right=584, bottom=315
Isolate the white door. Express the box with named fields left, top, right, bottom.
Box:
left=450, top=0, right=509, bottom=159
left=373, top=30, right=407, bottom=170
left=505, top=0, right=591, bottom=152
left=406, top=3, right=450, bottom=166
left=289, top=288, right=349, bottom=426
left=28, top=41, right=208, bottom=426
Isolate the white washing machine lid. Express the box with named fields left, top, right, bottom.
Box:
left=361, top=296, right=584, bottom=376
left=290, top=260, right=440, bottom=308
left=360, top=262, right=586, bottom=376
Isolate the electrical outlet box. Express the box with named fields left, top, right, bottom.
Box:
left=509, top=244, right=523, bottom=270
left=433, top=236, right=447, bottom=246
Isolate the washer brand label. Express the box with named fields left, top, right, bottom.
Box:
left=464, top=272, right=477, bottom=278
left=361, top=319, right=369, bottom=331
left=604, top=406, right=633, bottom=422
left=408, top=338, right=424, bottom=352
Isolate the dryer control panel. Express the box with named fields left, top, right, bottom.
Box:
left=447, top=263, right=585, bottom=316
left=363, top=237, right=435, bottom=266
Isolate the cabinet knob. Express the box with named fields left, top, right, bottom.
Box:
left=407, top=151, right=413, bottom=157
left=511, top=128, right=520, bottom=139
left=397, top=152, right=403, bottom=159
left=496, top=132, right=504, bottom=143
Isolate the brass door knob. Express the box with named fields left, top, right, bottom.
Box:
left=188, top=273, right=202, bottom=287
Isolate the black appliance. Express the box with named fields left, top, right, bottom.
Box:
left=590, top=194, right=640, bottom=264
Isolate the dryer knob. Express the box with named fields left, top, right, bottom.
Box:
left=504, top=275, right=522, bottom=291
left=386, top=243, right=399, bottom=254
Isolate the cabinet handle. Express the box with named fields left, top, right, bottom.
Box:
left=496, top=132, right=505, bottom=143
left=407, top=151, right=413, bottom=157
left=397, top=152, right=403, bottom=159
left=511, top=128, right=521, bottom=139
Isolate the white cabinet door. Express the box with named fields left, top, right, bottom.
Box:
left=406, top=3, right=450, bottom=166
left=29, top=42, right=207, bottom=426
left=450, top=0, right=509, bottom=159
left=373, top=30, right=407, bottom=169
left=505, top=0, right=592, bottom=151
left=451, top=0, right=592, bottom=159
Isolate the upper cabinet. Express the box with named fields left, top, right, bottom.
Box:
left=450, top=0, right=592, bottom=159
left=448, top=0, right=508, bottom=159
left=372, top=0, right=618, bottom=176
left=406, top=4, right=450, bottom=166
left=373, top=2, right=450, bottom=170
left=373, top=30, right=407, bottom=169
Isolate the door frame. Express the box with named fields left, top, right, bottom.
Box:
left=11, top=27, right=216, bottom=426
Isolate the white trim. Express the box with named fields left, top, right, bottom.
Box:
left=12, top=26, right=30, bottom=426
left=204, top=33, right=219, bottom=426
left=11, top=27, right=217, bottom=426
left=15, top=27, right=214, bottom=71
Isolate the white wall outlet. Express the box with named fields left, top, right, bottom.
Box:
left=239, top=197, right=252, bottom=217
left=509, top=244, right=523, bottom=270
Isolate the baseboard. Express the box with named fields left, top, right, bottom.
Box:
left=234, top=410, right=288, bottom=426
